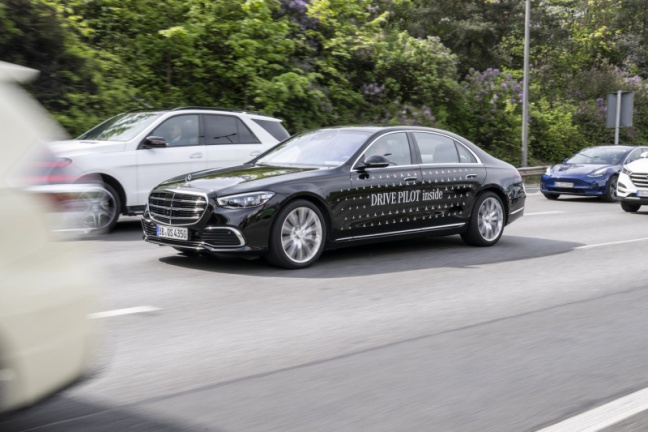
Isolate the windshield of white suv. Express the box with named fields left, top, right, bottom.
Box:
left=256, top=129, right=372, bottom=167
left=77, top=112, right=162, bottom=141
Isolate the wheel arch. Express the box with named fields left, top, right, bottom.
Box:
left=272, top=193, right=333, bottom=244
left=475, top=185, right=509, bottom=224
left=77, top=173, right=126, bottom=214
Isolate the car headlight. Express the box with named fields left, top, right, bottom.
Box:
left=622, top=166, right=632, bottom=175
left=587, top=167, right=608, bottom=177
left=217, top=191, right=275, bottom=208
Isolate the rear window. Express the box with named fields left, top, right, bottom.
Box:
left=252, top=119, right=290, bottom=141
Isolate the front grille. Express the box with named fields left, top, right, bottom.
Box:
left=149, top=191, right=207, bottom=225
left=196, top=228, right=243, bottom=247
left=630, top=172, right=648, bottom=188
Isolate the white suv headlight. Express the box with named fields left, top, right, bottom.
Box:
left=217, top=191, right=275, bottom=208
left=622, top=166, right=632, bottom=175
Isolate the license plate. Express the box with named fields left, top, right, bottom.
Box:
left=156, top=224, right=188, bottom=240
left=555, top=181, right=574, bottom=188
left=638, top=190, right=648, bottom=197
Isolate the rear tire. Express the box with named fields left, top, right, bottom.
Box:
left=543, top=193, right=560, bottom=200
left=461, top=192, right=505, bottom=247
left=621, top=201, right=641, bottom=213
left=266, top=200, right=326, bottom=269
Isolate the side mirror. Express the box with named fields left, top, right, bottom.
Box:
left=357, top=155, right=391, bottom=170
left=562, top=158, right=569, bottom=163
left=641, top=151, right=648, bottom=159
left=143, top=136, right=167, bottom=149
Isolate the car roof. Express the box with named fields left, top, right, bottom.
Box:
left=583, top=145, right=636, bottom=150
left=313, top=125, right=462, bottom=134
left=125, top=107, right=283, bottom=121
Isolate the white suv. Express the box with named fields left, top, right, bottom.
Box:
left=47, top=107, right=290, bottom=232
left=618, top=150, right=648, bottom=212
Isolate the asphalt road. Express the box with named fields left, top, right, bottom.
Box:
left=3, top=191, right=648, bottom=432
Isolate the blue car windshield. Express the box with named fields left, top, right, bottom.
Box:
left=77, top=112, right=162, bottom=142
left=257, top=129, right=372, bottom=167
left=567, top=148, right=628, bottom=165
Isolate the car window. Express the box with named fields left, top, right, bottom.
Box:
left=150, top=115, right=200, bottom=147
left=363, top=133, right=412, bottom=166
left=414, top=132, right=459, bottom=164
left=456, top=143, right=478, bottom=163
left=252, top=119, right=290, bottom=141
left=204, top=115, right=261, bottom=145
left=625, top=148, right=646, bottom=164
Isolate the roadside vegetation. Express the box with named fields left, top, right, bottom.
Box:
left=2, top=0, right=648, bottom=166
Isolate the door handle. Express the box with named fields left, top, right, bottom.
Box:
left=404, top=176, right=417, bottom=182
left=189, top=153, right=204, bottom=159
left=249, top=151, right=261, bottom=157
left=466, top=174, right=477, bottom=179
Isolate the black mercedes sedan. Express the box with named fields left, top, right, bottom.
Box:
left=141, top=126, right=526, bottom=268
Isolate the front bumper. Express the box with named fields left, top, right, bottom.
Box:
left=141, top=214, right=260, bottom=254
left=141, top=190, right=280, bottom=255
left=540, top=174, right=608, bottom=196
left=617, top=172, right=648, bottom=204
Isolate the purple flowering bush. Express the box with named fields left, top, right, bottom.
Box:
left=460, top=68, right=524, bottom=162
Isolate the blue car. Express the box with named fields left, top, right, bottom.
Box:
left=541, top=145, right=648, bottom=201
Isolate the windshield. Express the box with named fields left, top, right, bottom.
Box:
left=567, top=147, right=629, bottom=165
left=77, top=111, right=162, bottom=142
left=257, top=129, right=372, bottom=167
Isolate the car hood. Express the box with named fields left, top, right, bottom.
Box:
left=48, top=140, right=127, bottom=157
left=626, top=158, right=648, bottom=172
left=549, top=163, right=615, bottom=175
left=158, top=164, right=321, bottom=193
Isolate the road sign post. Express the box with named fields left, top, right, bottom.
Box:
left=606, top=91, right=634, bottom=145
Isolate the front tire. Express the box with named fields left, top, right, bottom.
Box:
left=461, top=192, right=505, bottom=247
left=266, top=200, right=326, bottom=269
left=79, top=183, right=121, bottom=233
left=602, top=175, right=618, bottom=202
left=621, top=201, right=641, bottom=213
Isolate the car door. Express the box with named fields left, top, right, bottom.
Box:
left=343, top=132, right=423, bottom=239
left=204, top=114, right=269, bottom=169
left=411, top=132, right=486, bottom=227
left=135, top=114, right=206, bottom=204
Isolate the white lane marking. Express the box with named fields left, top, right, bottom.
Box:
left=575, top=237, right=648, bottom=250
left=89, top=306, right=161, bottom=319
left=526, top=211, right=565, bottom=216
left=536, top=387, right=648, bottom=432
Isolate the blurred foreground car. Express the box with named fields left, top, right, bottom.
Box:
left=0, top=61, right=98, bottom=414
left=617, top=151, right=648, bottom=212
left=142, top=126, right=526, bottom=269
left=540, top=145, right=648, bottom=201
left=47, top=106, right=290, bottom=232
